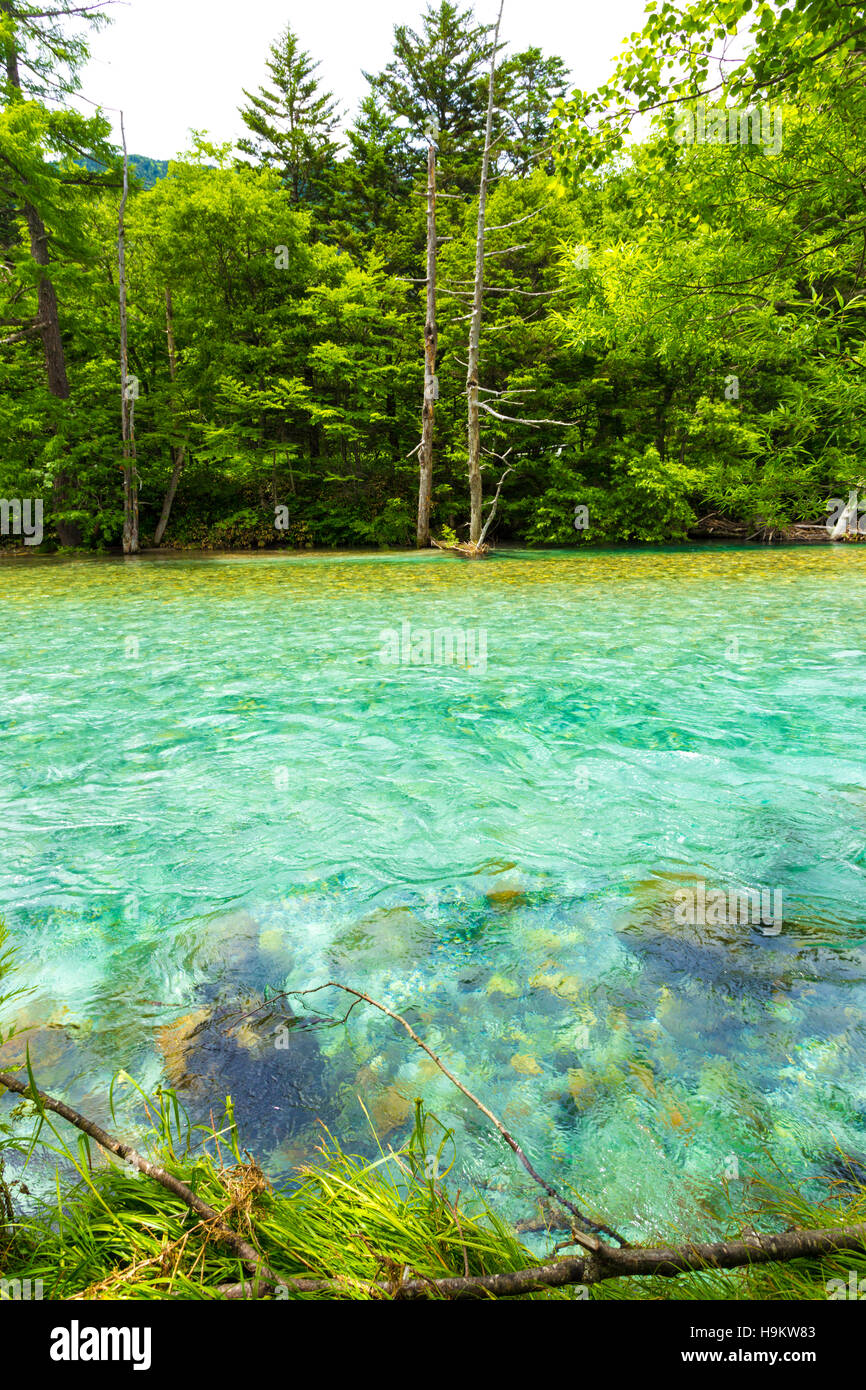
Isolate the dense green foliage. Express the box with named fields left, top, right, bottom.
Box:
left=1, top=0, right=864, bottom=550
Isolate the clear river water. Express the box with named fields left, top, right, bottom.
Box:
left=1, top=544, right=865, bottom=1242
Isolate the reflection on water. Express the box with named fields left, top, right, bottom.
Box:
left=1, top=544, right=865, bottom=1237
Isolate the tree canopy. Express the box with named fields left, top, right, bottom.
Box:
left=1, top=0, right=864, bottom=551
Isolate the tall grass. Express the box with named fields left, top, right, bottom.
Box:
left=0, top=1090, right=572, bottom=1299
left=1, top=1082, right=864, bottom=1300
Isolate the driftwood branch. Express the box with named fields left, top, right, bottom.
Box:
left=289, top=980, right=624, bottom=1249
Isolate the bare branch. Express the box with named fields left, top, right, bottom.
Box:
left=476, top=400, right=576, bottom=427
left=478, top=462, right=513, bottom=547
left=290, top=980, right=625, bottom=1248
left=0, top=320, right=45, bottom=345
left=486, top=206, right=549, bottom=232
left=484, top=243, right=530, bottom=257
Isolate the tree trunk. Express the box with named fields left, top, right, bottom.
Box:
left=466, top=1, right=504, bottom=544
left=153, top=286, right=186, bottom=546
left=416, top=138, right=437, bottom=548
left=118, top=113, right=139, bottom=555
left=2, top=5, right=81, bottom=545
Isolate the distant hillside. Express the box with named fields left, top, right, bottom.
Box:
left=126, top=155, right=170, bottom=189
left=76, top=154, right=170, bottom=189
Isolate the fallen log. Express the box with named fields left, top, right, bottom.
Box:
left=430, top=537, right=490, bottom=559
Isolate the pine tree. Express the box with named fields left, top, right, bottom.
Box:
left=331, top=95, right=418, bottom=258
left=238, top=26, right=342, bottom=209
left=365, top=1, right=492, bottom=193
left=497, top=48, right=569, bottom=176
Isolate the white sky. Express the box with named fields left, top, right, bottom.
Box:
left=79, top=0, right=651, bottom=158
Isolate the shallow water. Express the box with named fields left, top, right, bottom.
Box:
left=1, top=544, right=865, bottom=1239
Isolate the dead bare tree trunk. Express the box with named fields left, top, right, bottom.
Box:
left=416, top=133, right=438, bottom=548
left=1, top=5, right=81, bottom=545
left=118, top=113, right=139, bottom=556
left=153, top=286, right=186, bottom=547
left=466, top=0, right=504, bottom=545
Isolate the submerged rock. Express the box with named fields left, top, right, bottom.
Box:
left=356, top=1073, right=414, bottom=1136
left=817, top=1150, right=866, bottom=1194
left=154, top=990, right=333, bottom=1152
left=484, top=887, right=529, bottom=911
left=0, top=1024, right=77, bottom=1076
left=510, top=1052, right=543, bottom=1075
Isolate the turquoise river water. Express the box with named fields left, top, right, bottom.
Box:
left=1, top=544, right=865, bottom=1242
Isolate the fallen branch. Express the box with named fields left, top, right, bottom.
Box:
left=430, top=536, right=490, bottom=558
left=288, top=981, right=625, bottom=1249
left=213, top=1219, right=866, bottom=1301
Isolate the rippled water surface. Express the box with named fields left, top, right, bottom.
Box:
left=2, top=545, right=865, bottom=1237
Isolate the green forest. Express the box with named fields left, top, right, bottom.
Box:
left=2, top=0, right=864, bottom=553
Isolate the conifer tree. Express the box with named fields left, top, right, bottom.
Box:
left=365, top=1, right=492, bottom=193
left=238, top=26, right=342, bottom=208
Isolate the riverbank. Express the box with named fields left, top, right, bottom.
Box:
left=3, top=1086, right=865, bottom=1301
